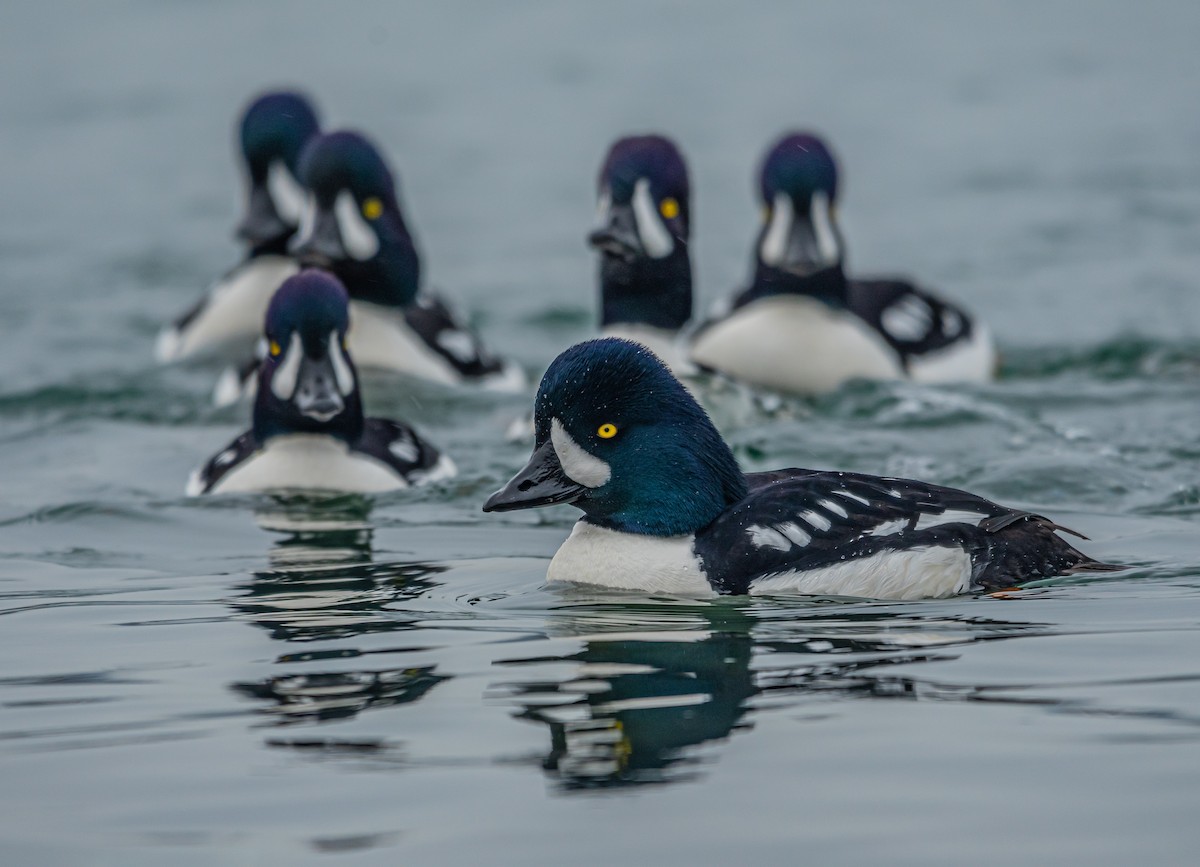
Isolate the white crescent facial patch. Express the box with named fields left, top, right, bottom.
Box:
left=328, top=330, right=355, bottom=396
left=292, top=193, right=318, bottom=250
left=551, top=418, right=611, bottom=488
left=810, top=190, right=841, bottom=265
left=267, top=160, right=308, bottom=224
left=632, top=178, right=673, bottom=259
left=759, top=191, right=793, bottom=266
left=270, top=333, right=303, bottom=400
left=334, top=190, right=380, bottom=260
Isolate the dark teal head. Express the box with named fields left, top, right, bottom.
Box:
left=754, top=132, right=844, bottom=278
left=236, top=91, right=321, bottom=250
left=291, top=130, right=420, bottom=307
left=254, top=270, right=363, bottom=443
left=588, top=135, right=693, bottom=331
left=484, top=339, right=747, bottom=536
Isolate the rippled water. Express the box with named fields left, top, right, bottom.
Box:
left=2, top=1, right=1199, bottom=863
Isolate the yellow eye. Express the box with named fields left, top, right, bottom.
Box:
left=362, top=197, right=383, bottom=220
left=269, top=340, right=281, bottom=357
left=659, top=197, right=679, bottom=219
left=597, top=423, right=618, bottom=439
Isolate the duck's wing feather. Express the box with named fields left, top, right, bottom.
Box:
left=696, top=470, right=1111, bottom=593
left=403, top=292, right=506, bottom=379
left=846, top=279, right=977, bottom=366
left=353, top=417, right=449, bottom=481
left=187, top=430, right=260, bottom=495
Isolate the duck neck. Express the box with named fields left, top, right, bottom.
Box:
left=599, top=247, right=692, bottom=332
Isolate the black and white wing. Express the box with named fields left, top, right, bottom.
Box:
left=403, top=292, right=507, bottom=380
left=186, top=430, right=261, bottom=496
left=694, top=470, right=1109, bottom=594
left=846, top=279, right=978, bottom=368
left=354, top=417, right=454, bottom=484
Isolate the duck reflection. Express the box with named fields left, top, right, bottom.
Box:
left=496, top=601, right=1040, bottom=790
left=228, top=494, right=449, bottom=725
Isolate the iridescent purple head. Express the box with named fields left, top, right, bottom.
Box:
left=755, top=132, right=844, bottom=276
left=236, top=90, right=321, bottom=247
left=590, top=135, right=690, bottom=260
left=255, top=270, right=362, bottom=441
left=290, top=130, right=420, bottom=307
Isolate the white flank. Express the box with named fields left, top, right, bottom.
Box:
left=270, top=333, right=302, bottom=400
left=334, top=190, right=380, bottom=260
left=632, top=178, right=673, bottom=259
left=267, top=161, right=307, bottom=224
left=751, top=546, right=973, bottom=600
left=328, top=331, right=355, bottom=395
left=435, top=329, right=479, bottom=364
left=345, top=301, right=461, bottom=384
left=689, top=294, right=903, bottom=395
left=908, top=320, right=997, bottom=384
left=202, top=434, right=416, bottom=495
left=155, top=256, right=298, bottom=362
left=759, top=192, right=793, bottom=266
left=547, top=521, right=713, bottom=595
left=550, top=418, right=611, bottom=488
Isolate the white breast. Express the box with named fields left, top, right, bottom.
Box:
left=546, top=521, right=714, bottom=596
left=907, top=321, right=997, bottom=383
left=689, top=295, right=903, bottom=395
left=750, top=546, right=972, bottom=600
left=156, top=256, right=299, bottom=362
left=205, top=434, right=409, bottom=494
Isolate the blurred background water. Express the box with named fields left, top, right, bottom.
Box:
left=1, top=1, right=1199, bottom=864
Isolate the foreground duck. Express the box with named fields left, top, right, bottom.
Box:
left=484, top=339, right=1115, bottom=598
left=690, top=132, right=996, bottom=395
left=188, top=271, right=454, bottom=495
left=587, top=135, right=693, bottom=368
left=158, top=90, right=318, bottom=363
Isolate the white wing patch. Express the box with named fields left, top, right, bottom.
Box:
left=748, top=521, right=812, bottom=551
left=797, top=509, right=832, bottom=532
left=435, top=329, right=480, bottom=364
left=388, top=436, right=419, bottom=463
left=880, top=295, right=934, bottom=342
left=819, top=498, right=849, bottom=518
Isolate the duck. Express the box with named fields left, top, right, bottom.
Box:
left=157, top=90, right=319, bottom=363
left=283, top=129, right=523, bottom=390
left=690, top=132, right=997, bottom=395
left=188, top=270, right=454, bottom=495
left=586, top=135, right=693, bottom=369
left=483, top=338, right=1116, bottom=599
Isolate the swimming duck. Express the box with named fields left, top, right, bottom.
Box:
left=188, top=270, right=454, bottom=495
left=690, top=132, right=996, bottom=395
left=288, top=129, right=523, bottom=390
left=483, top=338, right=1115, bottom=599
left=157, top=90, right=319, bottom=363
left=587, top=135, right=692, bottom=368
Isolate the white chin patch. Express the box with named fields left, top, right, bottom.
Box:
left=328, top=331, right=355, bottom=396
left=270, top=333, right=302, bottom=400
left=810, top=190, right=841, bottom=265
left=334, top=190, right=380, bottom=260
left=632, top=178, right=673, bottom=259
left=759, top=192, right=793, bottom=265
left=267, top=160, right=308, bottom=225
left=550, top=418, right=611, bottom=488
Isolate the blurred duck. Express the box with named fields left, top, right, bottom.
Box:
left=586, top=135, right=692, bottom=369
left=690, top=132, right=996, bottom=394
left=484, top=339, right=1115, bottom=599
left=188, top=270, right=454, bottom=495
left=158, top=90, right=318, bottom=362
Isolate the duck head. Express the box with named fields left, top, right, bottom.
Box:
left=484, top=339, right=747, bottom=535
left=290, top=130, right=421, bottom=307
left=588, top=136, right=692, bottom=331
left=754, top=132, right=845, bottom=282
left=236, top=91, right=321, bottom=252
left=253, top=270, right=363, bottom=442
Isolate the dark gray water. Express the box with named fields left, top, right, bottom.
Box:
left=2, top=1, right=1199, bottom=863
